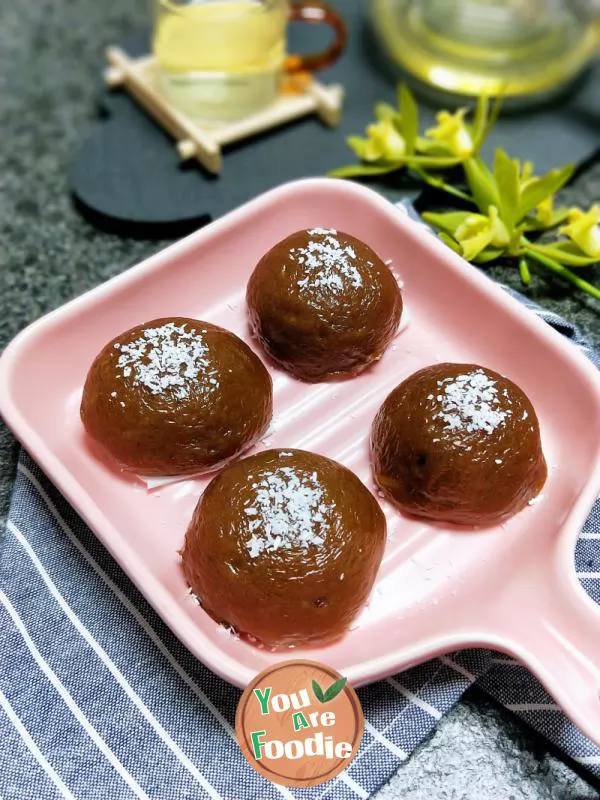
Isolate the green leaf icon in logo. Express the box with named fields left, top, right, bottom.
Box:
left=324, top=677, right=347, bottom=702
left=312, top=676, right=347, bottom=703
left=312, top=679, right=325, bottom=703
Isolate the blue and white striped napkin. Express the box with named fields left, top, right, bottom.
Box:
left=2, top=211, right=600, bottom=799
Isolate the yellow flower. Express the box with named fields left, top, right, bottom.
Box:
left=455, top=206, right=509, bottom=261
left=559, top=205, right=600, bottom=259
left=363, top=119, right=406, bottom=162
left=425, top=108, right=474, bottom=158
left=536, top=195, right=555, bottom=227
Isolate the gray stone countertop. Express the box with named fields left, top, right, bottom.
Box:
left=2, top=1, right=600, bottom=798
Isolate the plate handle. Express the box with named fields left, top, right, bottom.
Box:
left=488, top=561, right=600, bottom=748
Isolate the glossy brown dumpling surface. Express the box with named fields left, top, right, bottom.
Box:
left=247, top=228, right=402, bottom=381
left=181, top=448, right=386, bottom=646
left=80, top=317, right=272, bottom=475
left=372, top=363, right=547, bottom=525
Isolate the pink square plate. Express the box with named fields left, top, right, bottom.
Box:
left=2, top=178, right=600, bottom=745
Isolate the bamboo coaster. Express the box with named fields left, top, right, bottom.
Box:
left=104, top=46, right=345, bottom=175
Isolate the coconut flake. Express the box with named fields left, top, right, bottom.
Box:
left=435, top=369, right=510, bottom=435
left=244, top=463, right=332, bottom=558
left=115, top=322, right=212, bottom=400
left=307, top=227, right=337, bottom=236
left=295, top=230, right=362, bottom=292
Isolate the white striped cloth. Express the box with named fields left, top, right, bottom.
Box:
left=1, top=457, right=489, bottom=800
left=2, top=204, right=600, bottom=799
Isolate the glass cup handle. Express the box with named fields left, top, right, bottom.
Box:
left=284, top=1, right=348, bottom=73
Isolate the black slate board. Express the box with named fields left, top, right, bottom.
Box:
left=71, top=2, right=600, bottom=238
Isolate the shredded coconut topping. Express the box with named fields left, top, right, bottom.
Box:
left=296, top=230, right=362, bottom=292
left=245, top=464, right=333, bottom=558
left=435, top=369, right=511, bottom=435
left=115, top=322, right=211, bottom=399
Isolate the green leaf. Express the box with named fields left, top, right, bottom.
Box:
left=524, top=246, right=600, bottom=299
left=437, top=232, right=462, bottom=253
left=493, top=148, right=520, bottom=230
left=518, top=164, right=574, bottom=219
left=464, top=156, right=500, bottom=214
left=374, top=102, right=397, bottom=122
left=323, top=677, right=348, bottom=703
left=397, top=84, right=419, bottom=155
left=327, top=163, right=403, bottom=178
left=422, top=211, right=473, bottom=236
left=405, top=155, right=461, bottom=168
left=519, top=257, right=531, bottom=285
left=312, top=679, right=325, bottom=703
left=521, top=161, right=534, bottom=182
left=473, top=92, right=503, bottom=153
left=521, top=217, right=540, bottom=232
left=411, top=167, right=474, bottom=203
left=528, top=241, right=599, bottom=267
left=474, top=246, right=505, bottom=264
left=487, top=92, right=504, bottom=134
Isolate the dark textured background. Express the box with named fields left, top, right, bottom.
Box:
left=2, top=0, right=600, bottom=797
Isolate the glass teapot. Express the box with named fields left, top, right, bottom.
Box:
left=370, top=0, right=600, bottom=100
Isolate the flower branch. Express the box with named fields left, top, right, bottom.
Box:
left=329, top=86, right=599, bottom=300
